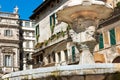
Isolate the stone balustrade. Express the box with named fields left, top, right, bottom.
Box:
left=2, top=63, right=120, bottom=80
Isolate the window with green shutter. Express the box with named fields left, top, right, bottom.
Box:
left=36, top=25, right=39, bottom=42
left=109, top=28, right=116, bottom=45
left=99, top=33, right=104, bottom=49
left=72, top=46, right=75, bottom=62
left=50, top=13, right=56, bottom=33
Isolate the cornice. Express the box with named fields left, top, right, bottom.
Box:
left=0, top=24, right=19, bottom=29
left=0, top=39, right=20, bottom=44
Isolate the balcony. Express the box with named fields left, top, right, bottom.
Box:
left=0, top=12, right=18, bottom=19
left=23, top=48, right=34, bottom=52
left=23, top=36, right=35, bottom=40
left=0, top=18, right=19, bottom=26
left=34, top=31, right=68, bottom=52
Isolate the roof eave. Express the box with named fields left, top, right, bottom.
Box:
left=29, top=0, right=52, bottom=20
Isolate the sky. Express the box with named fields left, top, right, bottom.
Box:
left=0, top=0, right=43, bottom=20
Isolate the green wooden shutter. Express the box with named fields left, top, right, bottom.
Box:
left=110, top=28, right=116, bottom=45
left=36, top=25, right=39, bottom=42
left=99, top=33, right=104, bottom=49
left=36, top=25, right=39, bottom=35
left=72, top=46, right=75, bottom=62
left=50, top=15, right=52, bottom=26
left=50, top=13, right=56, bottom=33
left=50, top=15, right=53, bottom=33
left=53, top=13, right=56, bottom=25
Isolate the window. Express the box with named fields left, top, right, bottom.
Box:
left=64, top=50, right=68, bottom=61
left=56, top=0, right=60, bottom=3
left=26, top=32, right=29, bottom=37
left=4, top=30, right=13, bottom=37
left=58, top=52, right=61, bottom=62
left=50, top=13, right=56, bottom=33
left=103, top=32, right=109, bottom=45
left=109, top=28, right=116, bottom=45
left=5, top=55, right=12, bottom=67
left=25, top=21, right=30, bottom=27
left=99, top=33, right=104, bottom=49
left=32, top=22, right=35, bottom=28
left=52, top=52, right=55, bottom=62
left=35, top=25, right=39, bottom=42
left=26, top=41, right=30, bottom=48
left=48, top=55, right=51, bottom=63
left=33, top=41, right=35, bottom=47
left=72, top=46, right=75, bottom=62
left=36, top=56, right=40, bottom=64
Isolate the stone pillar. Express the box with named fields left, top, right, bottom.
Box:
left=61, top=50, right=66, bottom=65
left=23, top=58, right=27, bottom=70
left=55, top=52, right=59, bottom=66
left=44, top=57, right=48, bottom=65
left=66, top=42, right=72, bottom=57
left=29, top=53, right=33, bottom=69
left=79, top=45, right=95, bottom=64
left=50, top=55, right=53, bottom=63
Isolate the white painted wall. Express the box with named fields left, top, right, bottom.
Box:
left=36, top=0, right=69, bottom=42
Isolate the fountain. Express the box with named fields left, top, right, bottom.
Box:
left=1, top=1, right=115, bottom=80
left=57, top=0, right=113, bottom=64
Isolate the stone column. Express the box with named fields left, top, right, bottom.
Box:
left=79, top=45, right=95, bottom=64
left=29, top=53, right=33, bottom=69
left=23, top=58, right=27, bottom=70
left=50, top=55, right=53, bottom=63
left=61, top=50, right=66, bottom=65
left=55, top=52, right=59, bottom=66
left=66, top=42, right=72, bottom=57
left=44, top=56, right=49, bottom=65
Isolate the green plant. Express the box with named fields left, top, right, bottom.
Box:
left=35, top=42, right=44, bottom=49
left=67, top=25, right=71, bottom=31
left=50, top=34, right=56, bottom=41
left=117, top=2, right=120, bottom=9
left=61, top=31, right=65, bottom=37
left=50, top=25, right=55, bottom=34
left=36, top=34, right=39, bottom=42
left=44, top=40, right=49, bottom=46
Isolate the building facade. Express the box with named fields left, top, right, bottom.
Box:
left=20, top=20, right=35, bottom=70
left=0, top=7, right=20, bottom=76
left=2, top=0, right=120, bottom=80
left=30, top=0, right=120, bottom=69
left=94, top=8, right=120, bottom=63
left=30, top=0, right=74, bottom=68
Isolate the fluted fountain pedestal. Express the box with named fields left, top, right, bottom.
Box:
left=57, top=0, right=113, bottom=64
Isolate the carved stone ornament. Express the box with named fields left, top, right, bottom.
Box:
left=2, top=48, right=14, bottom=53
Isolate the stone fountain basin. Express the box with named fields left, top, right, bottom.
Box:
left=57, top=4, right=113, bottom=23
left=57, top=4, right=113, bottom=33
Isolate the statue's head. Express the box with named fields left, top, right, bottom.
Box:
left=69, top=29, right=76, bottom=38
left=86, top=26, right=95, bottom=36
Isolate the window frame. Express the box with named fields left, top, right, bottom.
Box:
left=4, top=55, right=12, bottom=67
left=109, top=28, right=116, bottom=46
left=50, top=13, right=56, bottom=33
left=99, top=33, right=104, bottom=49
left=4, top=29, right=13, bottom=37
left=72, top=46, right=76, bottom=62
left=35, top=25, right=40, bottom=42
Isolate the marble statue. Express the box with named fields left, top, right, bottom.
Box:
left=14, top=6, right=18, bottom=14
left=69, top=26, right=96, bottom=43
